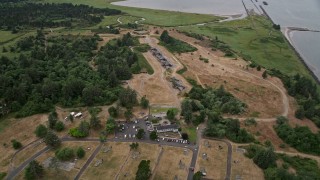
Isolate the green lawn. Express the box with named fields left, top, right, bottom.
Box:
left=181, top=125, right=197, bottom=143
left=177, top=16, right=312, bottom=78
left=36, top=0, right=222, bottom=27
left=136, top=52, right=154, bottom=74
left=0, top=31, right=23, bottom=43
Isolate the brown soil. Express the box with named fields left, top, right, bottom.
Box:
left=149, top=28, right=286, bottom=118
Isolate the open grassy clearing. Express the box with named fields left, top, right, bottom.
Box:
left=195, top=139, right=228, bottom=179
left=231, top=145, right=264, bottom=180
left=180, top=124, right=197, bottom=143
left=0, top=31, right=24, bottom=43
left=135, top=51, right=154, bottom=74
left=81, top=142, right=130, bottom=180
left=0, top=114, right=48, bottom=172
left=153, top=146, right=192, bottom=180
left=37, top=0, right=222, bottom=27
left=177, top=16, right=312, bottom=78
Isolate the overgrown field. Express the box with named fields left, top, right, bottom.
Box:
left=177, top=16, right=312, bottom=78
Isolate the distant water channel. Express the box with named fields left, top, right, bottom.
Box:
left=113, top=0, right=320, bottom=80
left=112, top=0, right=258, bottom=16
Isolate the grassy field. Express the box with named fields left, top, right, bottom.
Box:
left=136, top=52, right=154, bottom=74
left=177, top=16, right=312, bottom=78
left=36, top=0, right=222, bottom=27
left=181, top=125, right=197, bottom=143
left=0, top=31, right=24, bottom=43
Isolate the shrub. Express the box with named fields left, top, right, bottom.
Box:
left=11, top=139, right=22, bottom=149
left=34, top=124, right=48, bottom=138
left=54, top=121, right=65, bottom=132
left=76, top=147, right=85, bottom=159
left=55, top=147, right=74, bottom=161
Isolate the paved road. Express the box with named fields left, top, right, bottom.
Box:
left=74, top=143, right=103, bottom=180
left=6, top=146, right=50, bottom=180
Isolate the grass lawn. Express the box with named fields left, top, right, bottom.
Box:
left=181, top=125, right=197, bottom=143
left=36, top=0, right=222, bottom=27
left=0, top=31, right=24, bottom=43
left=136, top=52, right=154, bottom=74
left=177, top=16, right=312, bottom=79
left=150, top=107, right=178, bottom=114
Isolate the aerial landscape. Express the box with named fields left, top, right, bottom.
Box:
left=0, top=0, right=320, bottom=180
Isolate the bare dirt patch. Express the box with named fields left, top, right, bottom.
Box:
left=231, top=145, right=264, bottom=180
left=195, top=139, right=228, bottom=179
left=153, top=146, right=192, bottom=180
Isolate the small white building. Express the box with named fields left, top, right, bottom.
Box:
left=156, top=124, right=179, bottom=133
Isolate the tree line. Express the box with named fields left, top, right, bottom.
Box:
left=274, top=116, right=320, bottom=155
left=0, top=3, right=121, bottom=31
left=181, top=84, right=253, bottom=143
left=0, top=31, right=142, bottom=118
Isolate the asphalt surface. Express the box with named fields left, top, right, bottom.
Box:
left=74, top=143, right=103, bottom=180
left=6, top=146, right=50, bottom=180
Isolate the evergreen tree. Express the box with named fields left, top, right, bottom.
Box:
left=140, top=96, right=149, bottom=109
left=76, top=147, right=86, bottom=158
left=24, top=160, right=44, bottom=180
left=54, top=121, right=65, bottom=132
left=105, top=117, right=116, bottom=134
left=262, top=70, right=268, bottom=79
left=34, top=124, right=48, bottom=138
left=149, top=131, right=158, bottom=140
left=135, top=160, right=151, bottom=180
left=44, top=131, right=61, bottom=148
left=166, top=109, right=176, bottom=121
left=48, top=111, right=58, bottom=129
left=136, top=129, right=145, bottom=139
left=253, top=147, right=276, bottom=169
left=90, top=115, right=102, bottom=130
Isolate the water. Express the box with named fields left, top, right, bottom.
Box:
left=255, top=0, right=320, bottom=80
left=113, top=0, right=254, bottom=16
left=290, top=31, right=320, bottom=79
left=113, top=0, right=320, bottom=79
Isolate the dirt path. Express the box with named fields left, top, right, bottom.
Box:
left=168, top=32, right=289, bottom=120
left=150, top=147, right=164, bottom=179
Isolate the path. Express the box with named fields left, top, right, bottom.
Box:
left=74, top=143, right=103, bottom=180
left=169, top=32, right=289, bottom=120
left=6, top=146, right=50, bottom=180
left=117, top=17, right=122, bottom=24
left=150, top=147, right=164, bottom=179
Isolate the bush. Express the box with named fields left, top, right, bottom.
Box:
left=24, top=160, right=43, bottom=180
left=108, top=106, right=118, bottom=118
left=55, top=147, right=74, bottom=161
left=54, top=121, right=65, bottom=132
left=0, top=172, right=7, bottom=180
left=69, top=121, right=90, bottom=138
left=11, top=139, right=22, bottom=149
left=149, top=131, right=158, bottom=141
left=34, top=124, right=48, bottom=138
left=160, top=30, right=197, bottom=53
left=76, top=147, right=85, bottom=159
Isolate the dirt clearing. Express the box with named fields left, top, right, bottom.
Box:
left=153, top=146, right=192, bottom=180
left=195, top=139, right=228, bottom=179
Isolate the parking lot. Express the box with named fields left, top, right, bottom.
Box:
left=115, top=119, right=150, bottom=140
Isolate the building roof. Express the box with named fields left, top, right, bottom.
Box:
left=156, top=124, right=179, bottom=131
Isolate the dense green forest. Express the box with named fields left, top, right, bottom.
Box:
left=245, top=144, right=320, bottom=179
left=0, top=3, right=121, bottom=31
left=181, top=84, right=253, bottom=143
left=159, top=30, right=197, bottom=53
left=269, top=70, right=320, bottom=128
left=0, top=31, right=144, bottom=118
left=274, top=116, right=320, bottom=155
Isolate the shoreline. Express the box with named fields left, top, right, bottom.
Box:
left=260, top=5, right=320, bottom=84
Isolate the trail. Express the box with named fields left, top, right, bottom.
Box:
left=117, top=17, right=122, bottom=24
left=150, top=147, right=164, bottom=179
left=170, top=33, right=289, bottom=120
